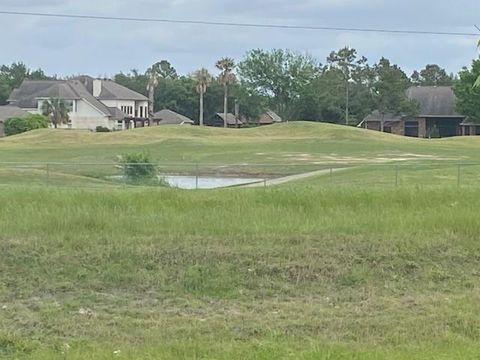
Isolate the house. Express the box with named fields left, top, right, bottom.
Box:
left=359, top=86, right=466, bottom=138
left=152, top=109, right=195, bottom=125
left=205, top=113, right=243, bottom=127
left=259, top=110, right=283, bottom=125
left=7, top=76, right=149, bottom=131
left=0, top=105, right=28, bottom=137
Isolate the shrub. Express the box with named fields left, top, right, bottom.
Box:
left=116, top=152, right=167, bottom=186
left=96, top=126, right=110, bottom=133
left=4, top=114, right=49, bottom=136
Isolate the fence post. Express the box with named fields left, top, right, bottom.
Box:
left=46, top=163, right=50, bottom=186
left=123, top=163, right=127, bottom=188
left=195, top=163, right=199, bottom=190
left=457, top=164, right=461, bottom=188
left=395, top=164, right=399, bottom=187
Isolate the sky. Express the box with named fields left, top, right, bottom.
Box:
left=0, top=0, right=479, bottom=78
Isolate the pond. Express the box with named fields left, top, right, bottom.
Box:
left=163, top=175, right=263, bottom=189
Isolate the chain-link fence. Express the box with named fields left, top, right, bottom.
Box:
left=0, top=161, right=478, bottom=189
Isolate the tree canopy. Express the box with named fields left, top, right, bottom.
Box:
left=454, top=59, right=480, bottom=122
left=411, top=64, right=453, bottom=86
left=0, top=62, right=51, bottom=105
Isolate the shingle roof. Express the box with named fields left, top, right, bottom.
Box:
left=406, top=86, right=463, bottom=117
left=216, top=112, right=243, bottom=125
left=259, top=110, right=283, bottom=124
left=96, top=80, right=148, bottom=101
left=67, top=80, right=112, bottom=116
left=153, top=109, right=194, bottom=125
left=362, top=110, right=404, bottom=123
left=0, top=105, right=28, bottom=123
left=8, top=80, right=80, bottom=108
left=7, top=79, right=135, bottom=119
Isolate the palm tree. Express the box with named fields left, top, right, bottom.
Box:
left=41, top=98, right=70, bottom=128
left=192, top=68, right=213, bottom=126
left=146, top=60, right=178, bottom=119
left=215, top=58, right=236, bottom=128
left=146, top=62, right=162, bottom=119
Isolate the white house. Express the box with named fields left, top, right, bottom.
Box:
left=7, top=76, right=149, bottom=131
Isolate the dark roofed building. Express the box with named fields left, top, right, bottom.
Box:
left=358, top=110, right=410, bottom=136
left=406, top=86, right=465, bottom=137
left=259, top=110, right=283, bottom=125
left=153, top=109, right=195, bottom=125
left=360, top=86, right=467, bottom=138
left=205, top=113, right=243, bottom=128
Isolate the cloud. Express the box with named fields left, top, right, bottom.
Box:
left=0, top=0, right=477, bottom=76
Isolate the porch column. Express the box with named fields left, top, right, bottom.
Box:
left=122, top=120, right=126, bottom=131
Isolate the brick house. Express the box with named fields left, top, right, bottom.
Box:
left=359, top=86, right=467, bottom=138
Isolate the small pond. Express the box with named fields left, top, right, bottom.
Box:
left=163, top=175, right=262, bottom=189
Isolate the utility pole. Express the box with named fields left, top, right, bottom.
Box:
left=345, top=80, right=349, bottom=126
left=234, top=99, right=240, bottom=128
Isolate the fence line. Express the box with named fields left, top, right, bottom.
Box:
left=0, top=161, right=479, bottom=189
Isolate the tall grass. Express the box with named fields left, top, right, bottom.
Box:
left=1, top=186, right=480, bottom=358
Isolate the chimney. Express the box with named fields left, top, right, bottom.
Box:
left=93, top=79, right=102, bottom=97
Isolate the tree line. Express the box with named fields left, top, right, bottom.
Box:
left=1, top=47, right=480, bottom=126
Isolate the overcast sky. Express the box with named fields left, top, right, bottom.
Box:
left=1, top=0, right=479, bottom=78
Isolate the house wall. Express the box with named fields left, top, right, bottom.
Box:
left=100, top=100, right=148, bottom=118
left=363, top=121, right=404, bottom=136
left=71, top=100, right=112, bottom=130
left=390, top=121, right=404, bottom=136
left=418, top=118, right=427, bottom=138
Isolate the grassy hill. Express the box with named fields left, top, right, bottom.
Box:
left=0, top=122, right=479, bottom=188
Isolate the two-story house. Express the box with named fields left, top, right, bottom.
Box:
left=6, top=76, right=149, bottom=131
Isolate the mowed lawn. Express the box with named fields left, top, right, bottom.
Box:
left=2, top=186, right=480, bottom=359
left=1, top=122, right=480, bottom=188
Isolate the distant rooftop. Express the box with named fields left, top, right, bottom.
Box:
left=407, top=86, right=463, bottom=117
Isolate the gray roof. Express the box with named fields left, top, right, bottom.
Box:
left=67, top=79, right=113, bottom=117
left=0, top=105, right=28, bottom=123
left=362, top=110, right=404, bottom=123
left=7, top=79, right=133, bottom=119
left=406, top=86, right=463, bottom=117
left=96, top=80, right=148, bottom=101
left=153, top=109, right=194, bottom=125
left=8, top=80, right=80, bottom=108
left=216, top=112, right=243, bottom=125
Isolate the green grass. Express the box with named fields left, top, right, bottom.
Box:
left=2, top=186, right=480, bottom=358
left=1, top=122, right=480, bottom=187
left=2, top=123, right=480, bottom=358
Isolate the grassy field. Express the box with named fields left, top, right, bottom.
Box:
left=1, top=122, right=480, bottom=188
left=2, top=124, right=480, bottom=358
left=2, top=186, right=480, bottom=359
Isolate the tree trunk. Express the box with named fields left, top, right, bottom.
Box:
left=199, top=92, right=204, bottom=126
left=223, top=85, right=228, bottom=128
left=148, top=86, right=155, bottom=118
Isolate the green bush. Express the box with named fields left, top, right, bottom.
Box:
left=4, top=114, right=49, bottom=136
left=95, top=126, right=110, bottom=133
left=117, top=152, right=167, bottom=186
